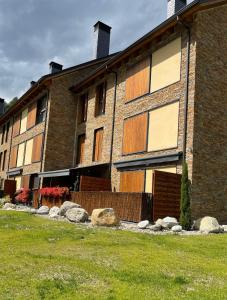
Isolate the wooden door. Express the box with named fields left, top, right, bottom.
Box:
left=152, top=170, right=181, bottom=221
left=4, top=180, right=16, bottom=198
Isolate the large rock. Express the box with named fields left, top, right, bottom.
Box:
left=200, top=216, right=223, bottom=234
left=37, top=206, right=49, bottom=215
left=155, top=217, right=178, bottom=229
left=149, top=224, right=162, bottom=231
left=222, top=225, right=227, bottom=233
left=172, top=225, right=182, bottom=232
left=138, top=220, right=149, bottom=229
left=66, top=208, right=89, bottom=223
left=2, top=203, right=16, bottom=210
left=91, top=208, right=120, bottom=227
left=59, top=201, right=81, bottom=216
left=192, top=218, right=202, bottom=231
left=49, top=206, right=60, bottom=218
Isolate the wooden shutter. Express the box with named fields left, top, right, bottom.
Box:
left=93, top=128, right=103, bottom=162
left=120, top=171, right=145, bottom=192
left=27, top=102, right=37, bottom=129
left=32, top=134, right=43, bottom=162
left=125, top=57, right=150, bottom=103
left=13, top=115, right=21, bottom=137
left=9, top=146, right=18, bottom=169
left=123, top=113, right=147, bottom=155
left=77, top=135, right=85, bottom=164
left=22, top=175, right=30, bottom=189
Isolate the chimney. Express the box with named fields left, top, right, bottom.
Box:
left=30, top=81, right=36, bottom=87
left=93, top=21, right=111, bottom=59
left=167, top=0, right=187, bottom=18
left=49, top=61, right=63, bottom=74
left=0, top=98, right=5, bottom=115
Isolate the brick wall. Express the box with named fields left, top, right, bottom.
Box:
left=191, top=4, right=227, bottom=222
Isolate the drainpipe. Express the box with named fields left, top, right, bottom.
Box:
left=177, top=17, right=191, bottom=162
left=106, top=66, right=118, bottom=181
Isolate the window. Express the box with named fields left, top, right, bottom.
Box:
left=15, top=176, right=22, bottom=190
left=17, top=143, right=25, bottom=167
left=32, top=134, right=43, bottom=162
left=24, top=139, right=33, bottom=165
left=36, top=96, right=47, bottom=124
left=122, top=113, right=147, bottom=155
left=0, top=152, right=2, bottom=170
left=151, top=37, right=181, bottom=93
left=79, top=93, right=88, bottom=124
left=27, top=102, right=37, bottom=129
left=77, top=134, right=85, bottom=164
left=1, top=125, right=5, bottom=145
left=125, top=57, right=150, bottom=103
left=13, top=114, right=21, bottom=137
left=20, top=108, right=28, bottom=134
left=9, top=146, right=18, bottom=169
left=120, top=171, right=145, bottom=192
left=5, top=122, right=10, bottom=143
left=93, top=128, right=104, bottom=162
left=2, top=150, right=7, bottom=171
left=148, top=101, right=179, bottom=152
left=95, top=82, right=106, bottom=117
left=145, top=166, right=177, bottom=193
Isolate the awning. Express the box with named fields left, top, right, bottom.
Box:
left=113, top=152, right=182, bottom=170
left=7, top=168, right=22, bottom=176
left=38, top=169, right=70, bottom=178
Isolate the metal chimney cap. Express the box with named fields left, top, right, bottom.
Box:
left=94, top=21, right=112, bottom=33
left=49, top=61, right=63, bottom=69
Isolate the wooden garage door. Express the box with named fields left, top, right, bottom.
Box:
left=120, top=170, right=145, bottom=192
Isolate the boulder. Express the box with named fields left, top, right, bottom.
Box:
left=37, top=206, right=49, bottom=215
left=172, top=225, right=182, bottom=232
left=162, top=217, right=178, bottom=229
left=59, top=201, right=81, bottom=216
left=192, top=218, right=202, bottom=231
left=149, top=224, right=162, bottom=231
left=66, top=208, right=89, bottom=223
left=155, top=218, right=169, bottom=229
left=49, top=206, right=60, bottom=218
left=16, top=206, right=31, bottom=212
left=91, top=208, right=119, bottom=227
left=30, top=208, right=37, bottom=214
left=199, top=216, right=223, bottom=234
left=2, top=203, right=16, bottom=210
left=222, top=225, right=227, bottom=233
left=138, top=220, right=150, bottom=229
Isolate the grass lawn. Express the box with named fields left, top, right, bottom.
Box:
left=0, top=211, right=227, bottom=300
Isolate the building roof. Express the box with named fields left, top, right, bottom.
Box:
left=0, top=52, right=119, bottom=125
left=70, top=0, right=227, bottom=93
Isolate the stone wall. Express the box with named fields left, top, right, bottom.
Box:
left=191, top=4, right=227, bottom=223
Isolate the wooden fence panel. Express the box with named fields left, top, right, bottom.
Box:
left=79, top=176, right=111, bottom=192
left=71, top=192, right=151, bottom=222
left=152, top=170, right=181, bottom=221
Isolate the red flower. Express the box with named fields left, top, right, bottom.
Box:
left=39, top=187, right=69, bottom=199
left=15, top=188, right=31, bottom=203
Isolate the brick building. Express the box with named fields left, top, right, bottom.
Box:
left=0, top=0, right=227, bottom=222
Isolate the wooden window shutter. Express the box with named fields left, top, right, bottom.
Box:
left=32, top=134, right=43, bottom=163
left=93, top=128, right=104, bottom=162
left=125, top=57, right=150, bottom=103
left=27, top=102, right=37, bottom=129
left=123, top=113, right=148, bottom=155
left=13, top=115, right=21, bottom=137
left=120, top=171, right=145, bottom=192
left=9, top=146, right=18, bottom=169
left=22, top=175, right=30, bottom=189
left=77, top=135, right=85, bottom=164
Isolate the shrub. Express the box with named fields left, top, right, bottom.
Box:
left=180, top=162, right=192, bottom=230
left=39, top=187, right=69, bottom=199
left=15, top=188, right=31, bottom=204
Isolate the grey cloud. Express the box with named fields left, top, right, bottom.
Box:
left=0, top=0, right=193, bottom=101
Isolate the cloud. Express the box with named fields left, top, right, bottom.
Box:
left=0, top=0, right=193, bottom=101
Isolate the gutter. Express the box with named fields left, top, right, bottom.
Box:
left=177, top=17, right=192, bottom=161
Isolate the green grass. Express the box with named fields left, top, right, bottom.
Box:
left=0, top=211, right=227, bottom=300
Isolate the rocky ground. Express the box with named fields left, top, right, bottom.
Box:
left=1, top=201, right=227, bottom=236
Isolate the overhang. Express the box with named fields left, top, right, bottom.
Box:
left=38, top=169, right=70, bottom=178
left=7, top=168, right=22, bottom=176
left=114, top=152, right=182, bottom=171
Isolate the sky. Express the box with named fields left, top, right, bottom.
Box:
left=0, top=0, right=193, bottom=102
